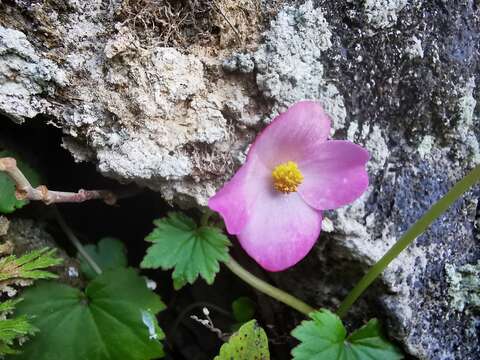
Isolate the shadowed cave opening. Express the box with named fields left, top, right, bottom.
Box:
left=0, top=115, right=300, bottom=359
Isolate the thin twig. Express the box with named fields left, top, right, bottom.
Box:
left=190, top=306, right=230, bottom=341
left=212, top=0, right=242, bottom=44
left=0, top=157, right=116, bottom=205
left=170, top=301, right=232, bottom=338
left=53, top=207, right=102, bottom=275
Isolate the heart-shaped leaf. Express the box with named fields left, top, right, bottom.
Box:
left=12, top=268, right=166, bottom=360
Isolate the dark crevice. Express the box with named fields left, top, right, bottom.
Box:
left=0, top=115, right=290, bottom=359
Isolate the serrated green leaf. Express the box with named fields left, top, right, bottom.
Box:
left=79, top=237, right=127, bottom=279
left=0, top=247, right=62, bottom=282
left=172, top=274, right=188, bottom=290
left=0, top=299, right=22, bottom=313
left=0, top=315, right=38, bottom=352
left=232, top=297, right=256, bottom=323
left=214, top=320, right=270, bottom=360
left=0, top=150, right=41, bottom=214
left=141, top=212, right=231, bottom=285
left=11, top=268, right=166, bottom=360
left=0, top=299, right=38, bottom=355
left=291, top=309, right=404, bottom=360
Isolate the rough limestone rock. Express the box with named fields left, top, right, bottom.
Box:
left=0, top=0, right=265, bottom=206
left=0, top=0, right=479, bottom=359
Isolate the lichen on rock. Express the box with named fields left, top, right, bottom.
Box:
left=363, top=0, right=409, bottom=29
left=446, top=261, right=480, bottom=312
left=0, top=26, right=67, bottom=123
left=225, top=0, right=347, bottom=131
left=0, top=0, right=479, bottom=358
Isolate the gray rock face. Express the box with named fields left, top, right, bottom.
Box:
left=0, top=0, right=479, bottom=358
left=0, top=0, right=264, bottom=206
left=259, top=1, right=479, bottom=359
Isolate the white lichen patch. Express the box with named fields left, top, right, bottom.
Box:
left=364, top=0, right=408, bottom=29
left=456, top=77, right=479, bottom=165
left=0, top=26, right=67, bottom=123
left=417, top=135, right=434, bottom=159
left=253, top=1, right=345, bottom=127
left=364, top=125, right=390, bottom=172
left=446, top=261, right=480, bottom=312
left=226, top=1, right=347, bottom=131
left=405, top=35, right=424, bottom=59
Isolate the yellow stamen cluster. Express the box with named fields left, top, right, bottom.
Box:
left=272, top=161, right=304, bottom=193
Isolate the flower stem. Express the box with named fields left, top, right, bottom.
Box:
left=224, top=258, right=315, bottom=315
left=337, top=164, right=480, bottom=318
left=200, top=209, right=214, bottom=227
left=53, top=207, right=102, bottom=275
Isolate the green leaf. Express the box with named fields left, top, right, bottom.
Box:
left=0, top=299, right=38, bottom=355
left=232, top=297, right=256, bottom=323
left=0, top=248, right=62, bottom=282
left=0, top=299, right=22, bottom=313
left=172, top=275, right=188, bottom=290
left=0, top=150, right=41, bottom=214
left=141, top=212, right=231, bottom=285
left=11, top=268, right=166, bottom=360
left=214, top=320, right=270, bottom=360
left=79, top=237, right=127, bottom=279
left=291, top=309, right=404, bottom=360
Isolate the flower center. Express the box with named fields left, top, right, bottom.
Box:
left=272, top=161, right=304, bottom=193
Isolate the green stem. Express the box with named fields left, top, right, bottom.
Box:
left=337, top=164, right=480, bottom=318
left=224, top=258, right=315, bottom=315
left=200, top=209, right=214, bottom=227
left=53, top=207, right=102, bottom=275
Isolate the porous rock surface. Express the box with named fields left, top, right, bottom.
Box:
left=0, top=0, right=479, bottom=358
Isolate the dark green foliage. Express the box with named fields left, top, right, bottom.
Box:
left=79, top=237, right=127, bottom=279
left=291, top=309, right=403, bottom=360
left=12, top=268, right=166, bottom=360
left=0, top=299, right=38, bottom=355
left=141, top=212, right=230, bottom=286
left=232, top=296, right=256, bottom=323
left=0, top=150, right=41, bottom=214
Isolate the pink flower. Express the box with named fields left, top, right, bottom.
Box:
left=209, top=101, right=369, bottom=271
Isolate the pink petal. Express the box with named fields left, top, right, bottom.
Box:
left=297, top=140, right=369, bottom=210
left=208, top=154, right=270, bottom=235
left=237, top=191, right=322, bottom=272
left=250, top=101, right=331, bottom=168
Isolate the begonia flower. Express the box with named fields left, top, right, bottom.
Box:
left=209, top=101, right=369, bottom=271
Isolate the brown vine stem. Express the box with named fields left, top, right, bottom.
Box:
left=0, top=157, right=116, bottom=205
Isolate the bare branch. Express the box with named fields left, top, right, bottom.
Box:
left=212, top=0, right=242, bottom=44
left=0, top=157, right=116, bottom=205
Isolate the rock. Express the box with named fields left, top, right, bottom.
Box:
left=363, top=0, right=408, bottom=29
left=0, top=0, right=479, bottom=358
left=263, top=1, right=479, bottom=359
left=0, top=27, right=67, bottom=123
left=446, top=260, right=480, bottom=313
left=0, top=216, right=9, bottom=236
left=0, top=0, right=264, bottom=206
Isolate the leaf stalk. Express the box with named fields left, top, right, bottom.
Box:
left=224, top=258, right=314, bottom=315
left=337, top=164, right=480, bottom=318
left=53, top=208, right=102, bottom=275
